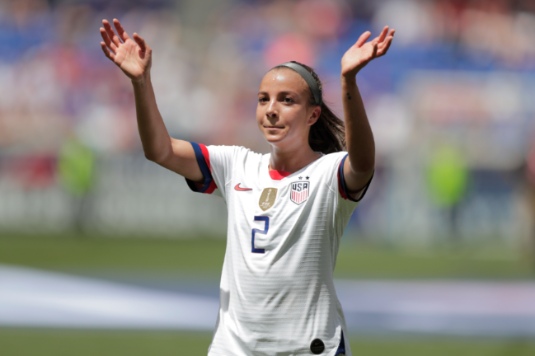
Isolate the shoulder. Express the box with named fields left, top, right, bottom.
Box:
left=307, top=151, right=349, bottom=190
left=205, top=145, right=268, bottom=170
left=207, top=145, right=265, bottom=160
left=315, top=151, right=348, bottom=168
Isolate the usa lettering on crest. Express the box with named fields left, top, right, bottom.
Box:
left=290, top=181, right=310, bottom=205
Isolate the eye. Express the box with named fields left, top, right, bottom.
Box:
left=283, top=96, right=294, bottom=103
left=258, top=96, right=268, bottom=103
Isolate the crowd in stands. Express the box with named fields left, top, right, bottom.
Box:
left=0, top=0, right=533, bottom=241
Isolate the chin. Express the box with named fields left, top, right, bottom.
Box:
left=264, top=135, right=282, bottom=144
left=262, top=130, right=284, bottom=141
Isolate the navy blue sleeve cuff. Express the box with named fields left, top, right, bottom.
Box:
left=185, top=142, right=217, bottom=194
left=337, top=154, right=373, bottom=202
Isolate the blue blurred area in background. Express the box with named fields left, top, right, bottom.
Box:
left=0, top=0, right=534, bottom=254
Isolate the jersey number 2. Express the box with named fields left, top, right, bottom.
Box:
left=251, top=216, right=269, bottom=253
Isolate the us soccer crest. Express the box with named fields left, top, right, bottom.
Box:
left=290, top=181, right=310, bottom=205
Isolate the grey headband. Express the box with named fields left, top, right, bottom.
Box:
left=278, top=61, right=322, bottom=106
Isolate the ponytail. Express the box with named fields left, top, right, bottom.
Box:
left=309, top=102, right=346, bottom=154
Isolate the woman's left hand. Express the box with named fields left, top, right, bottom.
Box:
left=341, top=26, right=395, bottom=78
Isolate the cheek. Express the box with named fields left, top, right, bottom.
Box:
left=256, top=106, right=263, bottom=123
left=284, top=109, right=308, bottom=126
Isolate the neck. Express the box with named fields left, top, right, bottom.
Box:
left=269, top=146, right=321, bottom=174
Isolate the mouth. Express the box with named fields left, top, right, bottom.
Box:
left=263, top=125, right=284, bottom=129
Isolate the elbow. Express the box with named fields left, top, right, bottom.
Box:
left=144, top=151, right=158, bottom=163
left=143, top=138, right=174, bottom=166
left=143, top=149, right=169, bottom=165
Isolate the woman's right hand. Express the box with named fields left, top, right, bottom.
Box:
left=100, top=18, right=151, bottom=81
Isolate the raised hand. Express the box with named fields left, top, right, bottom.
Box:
left=100, top=19, right=152, bottom=81
left=341, top=26, right=395, bottom=78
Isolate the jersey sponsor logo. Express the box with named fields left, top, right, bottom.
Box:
left=259, top=187, right=277, bottom=211
left=290, top=181, right=309, bottom=205
left=234, top=183, right=252, bottom=191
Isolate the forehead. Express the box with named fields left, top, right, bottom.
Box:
left=258, top=68, right=308, bottom=93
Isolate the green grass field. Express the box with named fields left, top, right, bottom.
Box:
left=1, top=233, right=533, bottom=280
left=1, top=233, right=534, bottom=355
left=2, top=329, right=535, bottom=356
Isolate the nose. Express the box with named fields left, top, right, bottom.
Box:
left=266, top=100, right=278, bottom=120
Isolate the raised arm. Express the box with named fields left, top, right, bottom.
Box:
left=99, top=18, right=203, bottom=182
left=340, top=26, right=395, bottom=196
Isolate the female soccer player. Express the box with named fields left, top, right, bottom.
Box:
left=100, top=18, right=394, bottom=356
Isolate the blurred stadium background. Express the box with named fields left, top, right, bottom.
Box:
left=1, top=0, right=535, bottom=355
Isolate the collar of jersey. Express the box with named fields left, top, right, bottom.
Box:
left=269, top=169, right=291, bottom=180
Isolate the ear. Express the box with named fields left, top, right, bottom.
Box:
left=307, top=106, right=321, bottom=126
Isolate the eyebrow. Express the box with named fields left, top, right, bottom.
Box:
left=257, top=90, right=299, bottom=96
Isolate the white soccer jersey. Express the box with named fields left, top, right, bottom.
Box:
left=187, top=143, right=368, bottom=356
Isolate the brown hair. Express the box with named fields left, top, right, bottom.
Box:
left=273, top=61, right=346, bottom=154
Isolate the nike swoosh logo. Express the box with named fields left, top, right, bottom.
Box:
left=234, top=183, right=252, bottom=191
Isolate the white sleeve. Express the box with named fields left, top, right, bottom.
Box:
left=185, top=142, right=245, bottom=198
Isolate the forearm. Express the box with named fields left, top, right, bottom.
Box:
left=341, top=75, right=375, bottom=174
left=131, top=73, right=173, bottom=163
